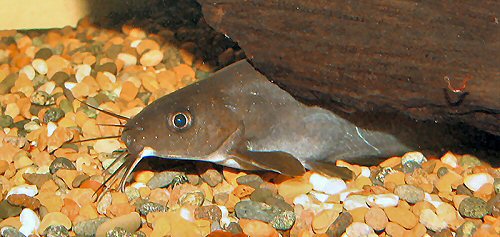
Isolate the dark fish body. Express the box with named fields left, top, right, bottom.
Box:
left=120, top=60, right=479, bottom=178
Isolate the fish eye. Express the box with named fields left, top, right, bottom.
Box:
left=170, top=111, right=192, bottom=130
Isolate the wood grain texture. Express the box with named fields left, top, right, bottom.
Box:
left=197, top=0, right=500, bottom=135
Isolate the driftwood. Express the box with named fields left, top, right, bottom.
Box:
left=197, top=0, right=500, bottom=135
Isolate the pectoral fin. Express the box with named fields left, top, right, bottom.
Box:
left=306, top=160, right=355, bottom=180
left=216, top=123, right=305, bottom=176
left=230, top=149, right=306, bottom=176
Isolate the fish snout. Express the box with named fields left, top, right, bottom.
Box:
left=121, top=130, right=144, bottom=155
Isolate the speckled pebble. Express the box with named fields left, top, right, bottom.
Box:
left=73, top=217, right=110, bottom=237
left=147, top=171, right=186, bottom=189
left=437, top=167, right=449, bottom=178
left=402, top=151, right=426, bottom=173
left=458, top=197, right=491, bottom=218
left=394, top=184, right=425, bottom=204
left=124, top=187, right=140, bottom=201
left=455, top=221, right=477, bottom=237
left=234, top=200, right=282, bottom=223
left=43, top=108, right=65, bottom=123
left=236, top=174, right=264, bottom=189
left=43, top=225, right=70, bottom=237
left=0, top=226, right=24, bottom=237
left=270, top=210, right=295, bottom=230
left=30, top=90, right=54, bottom=106
left=326, top=211, right=353, bottom=237
left=459, top=155, right=481, bottom=169
left=105, top=227, right=133, bottom=237
left=195, top=205, right=222, bottom=221
left=178, top=191, right=205, bottom=206
left=134, top=199, right=166, bottom=216
left=49, top=157, right=76, bottom=174
left=0, top=115, right=13, bottom=128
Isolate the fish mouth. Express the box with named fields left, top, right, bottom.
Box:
left=138, top=146, right=157, bottom=158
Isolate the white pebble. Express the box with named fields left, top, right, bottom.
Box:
left=366, top=193, right=399, bottom=208
left=424, top=193, right=443, bottom=208
left=131, top=182, right=147, bottom=189
left=309, top=173, right=347, bottom=195
left=75, top=64, right=91, bottom=82
left=360, top=167, right=371, bottom=177
left=103, top=71, right=117, bottom=83
left=38, top=81, right=56, bottom=95
left=180, top=207, right=195, bottom=221
left=94, top=139, right=121, bottom=154
left=130, top=39, right=142, bottom=48
left=310, top=191, right=330, bottom=203
left=218, top=206, right=231, bottom=228
left=19, top=208, right=40, bottom=236
left=339, top=188, right=363, bottom=202
left=20, top=65, right=36, bottom=80
left=112, top=87, right=122, bottom=98
left=343, top=195, right=368, bottom=211
left=32, top=59, right=48, bottom=75
left=419, top=209, right=447, bottom=232
left=402, top=151, right=427, bottom=164
left=7, top=184, right=38, bottom=198
left=440, top=152, right=458, bottom=168
left=345, top=222, right=376, bottom=237
left=293, top=193, right=338, bottom=214
left=117, top=53, right=137, bottom=67
left=47, top=122, right=57, bottom=137
left=293, top=194, right=313, bottom=207
left=464, top=173, right=494, bottom=192
left=64, top=82, right=77, bottom=90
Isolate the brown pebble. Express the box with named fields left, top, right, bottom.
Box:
left=385, top=222, right=407, bottom=236
left=365, top=207, right=388, bottom=231
left=6, top=194, right=40, bottom=210
left=140, top=49, right=163, bottom=67
left=384, top=206, right=418, bottom=229
left=194, top=205, right=222, bottom=221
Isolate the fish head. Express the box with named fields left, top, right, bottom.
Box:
left=121, top=80, right=240, bottom=160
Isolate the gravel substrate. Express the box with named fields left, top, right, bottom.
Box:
left=0, top=6, right=499, bottom=237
